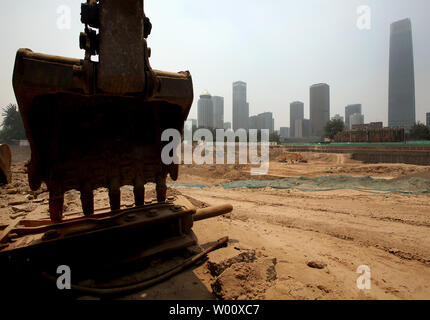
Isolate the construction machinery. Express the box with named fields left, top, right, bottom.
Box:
left=2, top=0, right=232, bottom=298
left=13, top=0, right=194, bottom=223
left=278, top=152, right=308, bottom=164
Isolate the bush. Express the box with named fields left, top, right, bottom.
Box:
left=409, top=122, right=430, bottom=140
left=324, top=118, right=346, bottom=140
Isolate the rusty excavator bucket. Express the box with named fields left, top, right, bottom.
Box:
left=12, top=0, right=193, bottom=222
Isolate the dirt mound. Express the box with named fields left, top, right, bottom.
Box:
left=394, top=167, right=430, bottom=180
left=333, top=164, right=425, bottom=177
left=206, top=247, right=277, bottom=300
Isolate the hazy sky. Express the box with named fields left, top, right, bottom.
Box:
left=0, top=0, right=429, bottom=129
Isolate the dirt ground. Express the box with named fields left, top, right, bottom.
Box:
left=1, top=149, right=430, bottom=300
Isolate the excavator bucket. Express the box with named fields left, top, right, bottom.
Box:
left=12, top=0, right=193, bottom=222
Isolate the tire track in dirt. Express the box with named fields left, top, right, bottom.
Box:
left=179, top=188, right=430, bottom=266
left=190, top=189, right=430, bottom=228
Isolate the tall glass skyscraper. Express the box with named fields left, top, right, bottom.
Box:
left=310, top=83, right=330, bottom=137
left=290, top=101, right=304, bottom=138
left=212, top=96, right=224, bottom=129
left=197, top=90, right=214, bottom=128
left=232, top=81, right=249, bottom=131
left=388, top=18, right=415, bottom=131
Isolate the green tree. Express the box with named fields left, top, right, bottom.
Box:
left=409, top=122, right=430, bottom=140
left=324, top=118, right=346, bottom=140
left=269, top=131, right=281, bottom=144
left=0, top=104, right=26, bottom=142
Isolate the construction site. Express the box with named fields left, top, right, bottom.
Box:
left=1, top=143, right=430, bottom=300
left=0, top=0, right=429, bottom=303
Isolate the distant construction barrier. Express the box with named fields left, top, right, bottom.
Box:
left=283, top=143, right=430, bottom=166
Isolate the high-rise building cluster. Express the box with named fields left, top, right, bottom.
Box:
left=288, top=84, right=330, bottom=139
left=197, top=81, right=275, bottom=135
left=194, top=18, right=419, bottom=138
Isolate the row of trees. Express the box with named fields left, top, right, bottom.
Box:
left=409, top=123, right=430, bottom=140
left=323, top=118, right=430, bottom=141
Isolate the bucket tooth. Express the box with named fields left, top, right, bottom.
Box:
left=156, top=175, right=167, bottom=203
left=109, top=178, right=121, bottom=211
left=49, top=191, right=64, bottom=223
left=109, top=189, right=121, bottom=211
left=169, top=164, right=179, bottom=181
left=133, top=176, right=145, bottom=207
left=80, top=183, right=94, bottom=216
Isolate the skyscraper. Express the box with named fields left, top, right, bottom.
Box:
left=249, top=115, right=258, bottom=130
left=290, top=101, right=304, bottom=138
left=350, top=113, right=364, bottom=129
left=310, top=83, right=330, bottom=137
left=212, top=96, right=224, bottom=129
left=232, top=81, right=249, bottom=131
left=280, top=127, right=290, bottom=139
left=294, top=119, right=310, bottom=138
left=258, top=112, right=275, bottom=134
left=249, top=112, right=274, bottom=134
left=345, top=104, right=362, bottom=129
left=197, top=90, right=214, bottom=128
left=388, top=18, right=415, bottom=131
left=426, top=113, right=430, bottom=127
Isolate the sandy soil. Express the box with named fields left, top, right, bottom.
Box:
left=1, top=150, right=430, bottom=300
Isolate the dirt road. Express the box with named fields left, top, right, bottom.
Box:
left=180, top=186, right=430, bottom=300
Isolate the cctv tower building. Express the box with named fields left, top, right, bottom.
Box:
left=388, top=18, right=415, bottom=131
